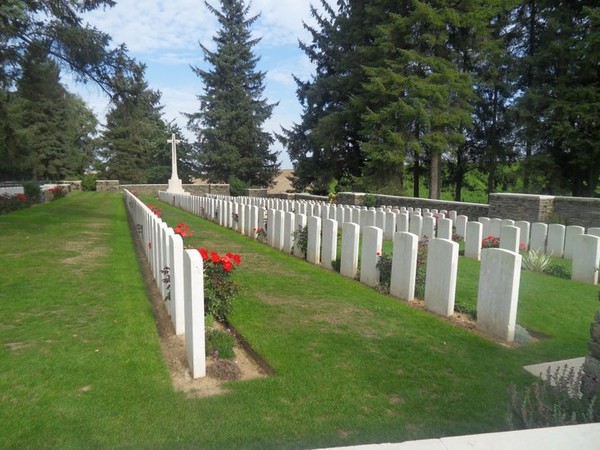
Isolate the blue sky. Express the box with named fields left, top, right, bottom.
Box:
left=66, top=0, right=331, bottom=169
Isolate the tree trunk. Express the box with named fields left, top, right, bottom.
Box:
left=429, top=148, right=441, bottom=199
left=413, top=152, right=420, bottom=198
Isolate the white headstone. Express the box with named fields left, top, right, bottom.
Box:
left=322, top=219, right=338, bottom=270
left=424, top=238, right=459, bottom=317
left=530, top=223, right=548, bottom=253
left=456, top=215, right=468, bottom=238
left=384, top=212, right=397, bottom=240
left=437, top=218, right=453, bottom=240
left=183, top=249, right=206, bottom=378
left=397, top=212, right=409, bottom=233
left=546, top=224, right=566, bottom=257
left=390, top=232, right=418, bottom=301
left=500, top=225, right=520, bottom=253
left=341, top=222, right=360, bottom=279
left=571, top=235, right=600, bottom=285
left=465, top=221, right=483, bottom=260
left=360, top=226, right=383, bottom=288
left=422, top=216, right=436, bottom=240
left=283, top=212, right=295, bottom=254
left=409, top=214, right=423, bottom=238
left=477, top=248, right=522, bottom=342
left=515, top=221, right=530, bottom=249
left=564, top=225, right=585, bottom=259
left=307, top=216, right=322, bottom=264
left=169, top=233, right=185, bottom=335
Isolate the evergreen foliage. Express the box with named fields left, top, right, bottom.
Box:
left=188, top=0, right=279, bottom=188
left=100, top=64, right=167, bottom=184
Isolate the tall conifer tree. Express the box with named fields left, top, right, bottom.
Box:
left=188, top=0, right=279, bottom=187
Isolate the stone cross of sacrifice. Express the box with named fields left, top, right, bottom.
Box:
left=167, top=133, right=181, bottom=180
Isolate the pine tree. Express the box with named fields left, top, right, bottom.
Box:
left=101, top=63, right=166, bottom=184
left=188, top=0, right=279, bottom=188
left=361, top=1, right=474, bottom=199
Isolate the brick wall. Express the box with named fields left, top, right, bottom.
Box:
left=552, top=196, right=600, bottom=228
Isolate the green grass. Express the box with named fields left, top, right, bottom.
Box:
left=0, top=192, right=597, bottom=448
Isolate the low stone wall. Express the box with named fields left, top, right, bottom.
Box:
left=553, top=196, right=600, bottom=228
left=245, top=188, right=268, bottom=197
left=488, top=193, right=555, bottom=223
left=336, top=192, right=489, bottom=218
left=97, top=180, right=230, bottom=197
left=489, top=193, right=600, bottom=228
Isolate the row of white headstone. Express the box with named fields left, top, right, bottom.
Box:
left=162, top=192, right=599, bottom=285
left=124, top=190, right=206, bottom=379
left=0, top=186, right=24, bottom=195
left=159, top=192, right=555, bottom=342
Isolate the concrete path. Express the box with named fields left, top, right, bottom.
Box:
left=323, top=423, right=600, bottom=449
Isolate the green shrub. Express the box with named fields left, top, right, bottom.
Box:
left=507, top=365, right=600, bottom=429
left=376, top=253, right=393, bottom=293
left=228, top=175, right=248, bottom=197
left=82, top=174, right=98, bottom=191
left=545, top=263, right=571, bottom=279
left=205, top=328, right=235, bottom=359
left=331, top=256, right=341, bottom=273
left=415, top=238, right=429, bottom=298
left=291, top=225, right=308, bottom=259
left=363, top=193, right=377, bottom=207
left=22, top=181, right=41, bottom=201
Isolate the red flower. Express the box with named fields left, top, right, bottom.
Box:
left=174, top=222, right=192, bottom=238
left=198, top=248, right=208, bottom=261
left=519, top=243, right=527, bottom=252
left=148, top=242, right=152, bottom=249
left=232, top=254, right=241, bottom=265
left=211, top=251, right=220, bottom=263
left=223, top=260, right=234, bottom=272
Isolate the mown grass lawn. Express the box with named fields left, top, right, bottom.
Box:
left=0, top=192, right=597, bottom=449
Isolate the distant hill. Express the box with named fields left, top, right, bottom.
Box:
left=192, top=169, right=295, bottom=194
left=268, top=169, right=294, bottom=194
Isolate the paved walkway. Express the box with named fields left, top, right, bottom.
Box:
left=324, top=423, right=600, bottom=449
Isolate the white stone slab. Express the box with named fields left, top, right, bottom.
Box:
left=360, top=226, right=383, bottom=287
left=390, top=232, right=418, bottom=301
left=283, top=212, right=295, bottom=254
left=465, top=221, right=483, bottom=260
left=572, top=234, right=600, bottom=284
left=515, top=221, right=530, bottom=249
left=341, top=222, right=360, bottom=279
left=546, top=223, right=566, bottom=257
left=477, top=248, right=522, bottom=342
left=489, top=218, right=502, bottom=237
left=307, top=216, right=322, bottom=264
left=437, top=218, right=452, bottom=240
left=422, top=216, right=436, bottom=240
left=424, top=238, right=459, bottom=317
left=322, top=219, right=338, bottom=270
left=183, top=249, right=206, bottom=378
left=499, top=225, right=520, bottom=253
left=455, top=215, right=468, bottom=238
left=169, top=233, right=185, bottom=335
left=478, top=217, right=491, bottom=237
left=564, top=225, right=585, bottom=259
left=409, top=214, right=423, bottom=238
left=529, top=222, right=548, bottom=253
left=266, top=209, right=276, bottom=247
left=274, top=210, right=285, bottom=250
left=397, top=213, right=409, bottom=233
left=384, top=212, right=397, bottom=240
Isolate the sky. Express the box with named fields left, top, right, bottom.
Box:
left=66, top=0, right=331, bottom=169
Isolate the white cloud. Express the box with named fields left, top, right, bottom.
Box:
left=69, top=0, right=334, bottom=170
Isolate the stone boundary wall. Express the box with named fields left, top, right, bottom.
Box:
left=96, top=180, right=229, bottom=197
left=245, top=188, right=268, bottom=197
left=553, top=196, right=600, bottom=229
left=490, top=193, right=600, bottom=229
left=336, top=192, right=489, bottom=218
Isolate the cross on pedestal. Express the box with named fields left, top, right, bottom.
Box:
left=166, top=133, right=187, bottom=194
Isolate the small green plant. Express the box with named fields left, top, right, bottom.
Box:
left=291, top=225, right=308, bottom=259
left=376, top=252, right=393, bottom=293
left=507, top=365, right=600, bottom=429
left=197, top=248, right=242, bottom=322
left=545, top=263, right=571, bottom=279
left=49, top=185, right=67, bottom=200
left=205, top=328, right=235, bottom=359
left=22, top=181, right=41, bottom=200
left=522, top=249, right=552, bottom=273
left=331, top=256, right=341, bottom=273
left=454, top=301, right=477, bottom=319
